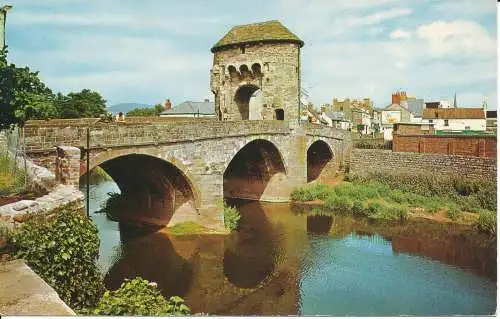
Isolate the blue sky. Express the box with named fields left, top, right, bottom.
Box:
left=3, top=0, right=497, bottom=109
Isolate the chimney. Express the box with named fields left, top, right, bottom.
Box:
left=165, top=99, right=172, bottom=110
left=392, top=92, right=399, bottom=105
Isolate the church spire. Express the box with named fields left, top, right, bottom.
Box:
left=453, top=92, right=457, bottom=108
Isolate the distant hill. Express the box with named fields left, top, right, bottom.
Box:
left=107, top=103, right=154, bottom=115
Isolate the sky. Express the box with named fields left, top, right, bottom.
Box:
left=3, top=0, right=498, bottom=109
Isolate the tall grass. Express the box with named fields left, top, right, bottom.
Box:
left=347, top=172, right=496, bottom=212
left=0, top=151, right=27, bottom=196
left=292, top=175, right=496, bottom=230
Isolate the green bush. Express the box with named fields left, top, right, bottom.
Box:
left=11, top=204, right=105, bottom=311
left=477, top=210, right=496, bottom=235
left=92, top=277, right=190, bottom=316
left=325, top=195, right=353, bottom=213
left=366, top=202, right=382, bottom=216
left=223, top=205, right=241, bottom=231
left=446, top=207, right=461, bottom=221
left=290, top=188, right=314, bottom=201
left=351, top=200, right=367, bottom=217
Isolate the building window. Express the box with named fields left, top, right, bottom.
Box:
left=444, top=119, right=449, bottom=126
left=428, top=120, right=433, bottom=124
left=275, top=108, right=284, bottom=120
left=465, top=126, right=471, bottom=130
left=240, top=46, right=245, bottom=54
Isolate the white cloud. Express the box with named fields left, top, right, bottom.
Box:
left=345, top=8, right=412, bottom=28
left=389, top=28, right=411, bottom=39
left=9, top=11, right=225, bottom=35
left=416, top=20, right=496, bottom=57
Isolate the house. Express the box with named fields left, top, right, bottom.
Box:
left=320, top=110, right=351, bottom=130
left=403, top=99, right=425, bottom=123
left=486, top=110, right=497, bottom=132
left=160, top=99, right=216, bottom=118
left=421, top=107, right=486, bottom=131
left=351, top=107, right=372, bottom=134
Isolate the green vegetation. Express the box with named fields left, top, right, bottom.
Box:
left=10, top=203, right=105, bottom=311
left=0, top=150, right=26, bottom=196
left=346, top=172, right=496, bottom=212
left=292, top=174, right=496, bottom=229
left=95, top=192, right=122, bottom=219
left=85, top=166, right=113, bottom=185
left=0, top=48, right=107, bottom=129
left=127, top=103, right=164, bottom=117
left=223, top=204, right=241, bottom=231
left=92, top=277, right=190, bottom=316
left=477, top=210, right=496, bottom=235
left=167, top=221, right=211, bottom=236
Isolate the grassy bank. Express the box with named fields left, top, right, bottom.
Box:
left=291, top=175, right=496, bottom=235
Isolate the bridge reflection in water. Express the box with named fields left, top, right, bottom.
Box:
left=95, top=195, right=496, bottom=316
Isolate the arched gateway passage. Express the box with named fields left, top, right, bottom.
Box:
left=235, top=84, right=263, bottom=120
left=82, top=154, right=198, bottom=226
left=224, top=139, right=286, bottom=201
left=307, top=140, right=334, bottom=183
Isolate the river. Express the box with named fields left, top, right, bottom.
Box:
left=82, top=180, right=497, bottom=316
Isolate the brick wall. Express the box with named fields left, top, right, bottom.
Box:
left=393, top=134, right=496, bottom=158
left=350, top=149, right=496, bottom=181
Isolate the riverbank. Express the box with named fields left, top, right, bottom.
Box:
left=291, top=175, right=496, bottom=235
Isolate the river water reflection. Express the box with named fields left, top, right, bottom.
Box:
left=84, top=181, right=497, bottom=316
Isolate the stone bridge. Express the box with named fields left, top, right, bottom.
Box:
left=22, top=118, right=350, bottom=229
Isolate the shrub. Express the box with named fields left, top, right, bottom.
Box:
left=366, top=202, right=382, bottom=216
left=310, top=184, right=332, bottom=200
left=331, top=196, right=353, bottom=213
left=477, top=210, right=496, bottom=235
left=11, top=204, right=105, bottom=311
left=92, top=277, right=190, bottom=316
left=447, top=207, right=461, bottom=221
left=223, top=205, right=241, bottom=231
left=167, top=221, right=210, bottom=236
left=290, top=188, right=314, bottom=201
left=351, top=200, right=367, bottom=217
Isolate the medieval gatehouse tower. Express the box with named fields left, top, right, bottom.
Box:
left=210, top=20, right=304, bottom=122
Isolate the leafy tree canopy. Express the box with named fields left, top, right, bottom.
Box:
left=126, top=103, right=164, bottom=117
left=0, top=48, right=108, bottom=129
left=0, top=48, right=55, bottom=129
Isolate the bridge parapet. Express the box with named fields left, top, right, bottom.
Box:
left=24, top=119, right=290, bottom=152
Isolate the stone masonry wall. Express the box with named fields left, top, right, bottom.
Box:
left=211, top=43, right=300, bottom=122
left=350, top=149, right=496, bottom=181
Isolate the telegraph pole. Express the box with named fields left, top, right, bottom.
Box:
left=1, top=5, right=12, bottom=50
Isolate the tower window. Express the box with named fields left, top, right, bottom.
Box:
left=275, top=108, right=284, bottom=120
left=241, top=46, right=245, bottom=54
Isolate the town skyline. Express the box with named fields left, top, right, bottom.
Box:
left=3, top=0, right=497, bottom=109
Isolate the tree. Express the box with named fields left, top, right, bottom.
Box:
left=0, top=48, right=55, bottom=129
left=126, top=103, right=164, bottom=117
left=56, top=89, right=107, bottom=118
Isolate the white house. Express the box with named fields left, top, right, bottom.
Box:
left=421, top=108, right=486, bottom=131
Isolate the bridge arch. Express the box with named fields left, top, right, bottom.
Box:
left=306, top=139, right=335, bottom=183
left=85, top=151, right=201, bottom=226
left=223, top=138, right=288, bottom=201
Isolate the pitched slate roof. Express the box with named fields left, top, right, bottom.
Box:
left=422, top=108, right=485, bottom=120
left=161, top=101, right=215, bottom=115
left=211, top=20, right=304, bottom=52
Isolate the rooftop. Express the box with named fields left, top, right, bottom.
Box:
left=161, top=100, right=215, bottom=115
left=422, top=107, right=485, bottom=120
left=211, top=20, right=304, bottom=52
